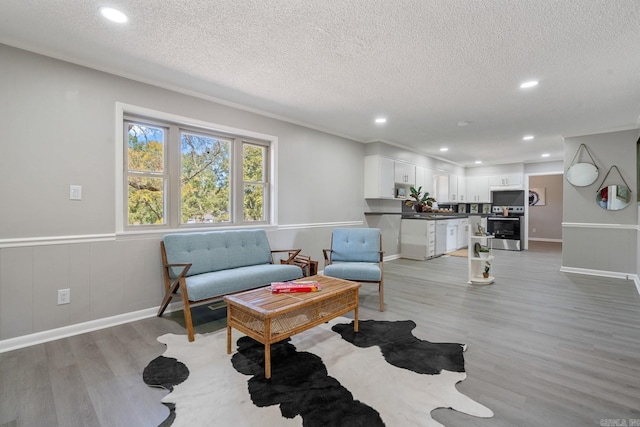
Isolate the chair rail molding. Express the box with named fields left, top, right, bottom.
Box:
left=561, top=222, right=637, bottom=230
left=0, top=233, right=116, bottom=249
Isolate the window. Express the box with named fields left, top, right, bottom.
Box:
left=243, top=142, right=268, bottom=222
left=126, top=122, right=167, bottom=225
left=122, top=109, right=274, bottom=230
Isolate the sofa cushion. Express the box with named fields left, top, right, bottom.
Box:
left=185, top=264, right=303, bottom=301
left=323, top=262, right=381, bottom=282
left=164, top=229, right=273, bottom=278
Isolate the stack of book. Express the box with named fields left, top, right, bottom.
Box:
left=270, top=281, right=322, bottom=294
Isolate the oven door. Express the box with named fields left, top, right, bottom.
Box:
left=487, top=216, right=523, bottom=250
left=487, top=217, right=521, bottom=239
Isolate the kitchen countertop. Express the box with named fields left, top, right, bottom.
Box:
left=364, top=212, right=491, bottom=219
left=401, top=213, right=470, bottom=220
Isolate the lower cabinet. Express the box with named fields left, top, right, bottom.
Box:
left=400, top=219, right=435, bottom=260
left=401, top=217, right=473, bottom=260
left=457, top=218, right=469, bottom=249
left=445, top=221, right=458, bottom=253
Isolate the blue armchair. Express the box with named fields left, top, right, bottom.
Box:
left=322, top=228, right=384, bottom=311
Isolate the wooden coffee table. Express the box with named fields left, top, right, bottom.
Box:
left=224, top=275, right=360, bottom=379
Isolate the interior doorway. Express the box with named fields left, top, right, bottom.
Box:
left=525, top=173, right=564, bottom=250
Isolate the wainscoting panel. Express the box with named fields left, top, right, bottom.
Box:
left=562, top=224, right=636, bottom=274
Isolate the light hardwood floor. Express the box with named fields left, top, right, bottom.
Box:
left=1, top=241, right=639, bottom=427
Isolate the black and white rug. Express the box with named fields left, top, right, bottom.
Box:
left=143, top=317, right=493, bottom=427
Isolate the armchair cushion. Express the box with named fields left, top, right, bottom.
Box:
left=323, top=262, right=381, bottom=282
left=323, top=227, right=384, bottom=312
left=330, top=228, right=381, bottom=263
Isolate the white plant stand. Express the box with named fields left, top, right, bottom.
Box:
left=468, top=234, right=494, bottom=285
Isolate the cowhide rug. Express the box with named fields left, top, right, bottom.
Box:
left=143, top=317, right=493, bottom=427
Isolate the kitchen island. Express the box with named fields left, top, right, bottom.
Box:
left=399, top=213, right=488, bottom=260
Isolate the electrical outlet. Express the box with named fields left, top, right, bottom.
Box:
left=57, top=289, right=70, bottom=305
left=69, top=185, right=82, bottom=200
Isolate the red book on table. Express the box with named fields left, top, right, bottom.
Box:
left=270, top=281, right=321, bottom=293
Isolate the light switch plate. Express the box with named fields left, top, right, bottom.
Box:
left=70, top=185, right=82, bottom=200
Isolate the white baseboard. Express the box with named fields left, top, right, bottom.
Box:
left=0, top=301, right=183, bottom=354
left=384, top=254, right=401, bottom=262
left=528, top=238, right=562, bottom=242
left=560, top=266, right=640, bottom=295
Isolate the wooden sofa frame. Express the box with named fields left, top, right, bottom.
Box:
left=158, top=241, right=301, bottom=341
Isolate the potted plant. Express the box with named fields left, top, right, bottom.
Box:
left=478, top=246, right=490, bottom=259
left=404, top=186, right=436, bottom=212
left=483, top=261, right=491, bottom=278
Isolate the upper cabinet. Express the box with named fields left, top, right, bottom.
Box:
left=466, top=176, right=491, bottom=203
left=457, top=176, right=466, bottom=202
left=365, top=155, right=439, bottom=199
left=364, top=155, right=395, bottom=199
left=436, top=174, right=465, bottom=203
left=394, top=161, right=415, bottom=185
left=435, top=174, right=450, bottom=202
left=488, top=173, right=522, bottom=189
left=415, top=166, right=435, bottom=197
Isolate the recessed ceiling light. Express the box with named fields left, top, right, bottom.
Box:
left=457, top=121, right=470, bottom=127
left=523, top=135, right=534, bottom=141
left=520, top=80, right=539, bottom=89
left=100, top=7, right=128, bottom=24
left=541, top=153, right=550, bottom=157
left=440, top=147, right=448, bottom=152
left=475, top=160, right=482, bottom=164
left=375, top=117, right=387, bottom=124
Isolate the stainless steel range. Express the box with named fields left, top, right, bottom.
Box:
left=487, top=206, right=524, bottom=251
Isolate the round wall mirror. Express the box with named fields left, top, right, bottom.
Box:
left=566, top=162, right=598, bottom=187
left=596, top=184, right=631, bottom=210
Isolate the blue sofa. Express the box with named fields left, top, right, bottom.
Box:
left=158, top=229, right=304, bottom=341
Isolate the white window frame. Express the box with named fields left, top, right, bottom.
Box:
left=115, top=103, right=278, bottom=234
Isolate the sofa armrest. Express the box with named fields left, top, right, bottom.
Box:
left=270, top=249, right=301, bottom=264
left=164, top=262, right=192, bottom=279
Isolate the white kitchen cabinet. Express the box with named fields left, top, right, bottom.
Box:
left=400, top=219, right=435, bottom=260
left=457, top=218, right=469, bottom=249
left=364, top=155, right=395, bottom=199
left=445, top=219, right=458, bottom=253
left=414, top=166, right=436, bottom=197
left=456, top=175, right=466, bottom=202
left=448, top=174, right=458, bottom=202
left=438, top=174, right=464, bottom=203
left=466, top=176, right=491, bottom=203
left=435, top=175, right=450, bottom=203
left=435, top=220, right=447, bottom=256
left=394, top=161, right=415, bottom=185
left=489, top=173, right=523, bottom=189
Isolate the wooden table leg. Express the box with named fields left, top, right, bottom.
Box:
left=354, top=289, right=359, bottom=332
left=264, top=317, right=272, bottom=378
left=354, top=305, right=359, bottom=333
left=265, top=342, right=271, bottom=379
left=226, top=306, right=232, bottom=354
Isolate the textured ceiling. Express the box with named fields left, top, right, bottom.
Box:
left=1, top=0, right=640, bottom=167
